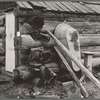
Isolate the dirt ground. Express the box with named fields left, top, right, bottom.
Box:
left=0, top=66, right=100, bottom=99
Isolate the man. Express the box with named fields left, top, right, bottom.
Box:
left=20, top=16, right=50, bottom=42
left=13, top=16, right=58, bottom=85
left=19, top=16, right=50, bottom=65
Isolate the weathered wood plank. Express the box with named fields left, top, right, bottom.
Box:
left=37, top=1, right=51, bottom=10
left=69, top=2, right=87, bottom=13
left=21, top=2, right=33, bottom=9
left=16, top=2, right=26, bottom=8
left=52, top=2, right=65, bottom=11
left=85, top=4, right=100, bottom=14
left=5, top=13, right=16, bottom=72
left=31, top=1, right=42, bottom=7
left=61, top=2, right=75, bottom=12
left=67, top=2, right=80, bottom=12
left=44, top=1, right=58, bottom=11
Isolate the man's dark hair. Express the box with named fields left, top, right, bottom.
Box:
left=26, top=16, right=44, bottom=29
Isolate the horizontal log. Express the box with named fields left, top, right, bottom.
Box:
left=80, top=36, right=100, bottom=47
left=68, top=22, right=100, bottom=29
left=44, top=20, right=100, bottom=33
left=44, top=20, right=61, bottom=31
left=80, top=34, right=100, bottom=37
left=13, top=8, right=43, bottom=18
left=81, top=46, right=100, bottom=52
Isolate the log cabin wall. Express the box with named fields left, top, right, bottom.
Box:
left=0, top=1, right=100, bottom=66
left=40, top=1, right=100, bottom=59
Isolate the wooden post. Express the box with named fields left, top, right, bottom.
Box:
left=82, top=51, right=94, bottom=73
left=5, top=12, right=16, bottom=72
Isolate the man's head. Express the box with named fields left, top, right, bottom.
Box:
left=26, top=16, right=44, bottom=29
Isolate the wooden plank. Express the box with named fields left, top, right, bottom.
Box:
left=16, top=2, right=26, bottom=8
left=44, top=1, right=57, bottom=11
left=56, top=2, right=70, bottom=12
left=68, top=2, right=86, bottom=13
left=77, top=3, right=93, bottom=13
left=30, top=1, right=42, bottom=7
left=5, top=13, right=15, bottom=72
left=72, top=3, right=88, bottom=13
left=65, top=2, right=80, bottom=12
left=93, top=5, right=100, bottom=10
left=37, top=1, right=51, bottom=10
left=85, top=4, right=100, bottom=14
left=61, top=2, right=75, bottom=12
left=91, top=5, right=100, bottom=14
left=21, top=2, right=33, bottom=9
left=83, top=5, right=95, bottom=13
left=50, top=2, right=64, bottom=11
